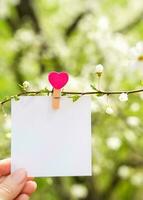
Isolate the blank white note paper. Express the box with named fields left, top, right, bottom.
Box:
left=11, top=96, right=91, bottom=177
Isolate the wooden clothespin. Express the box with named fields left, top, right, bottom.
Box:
left=52, top=88, right=61, bottom=109
left=48, top=71, right=69, bottom=109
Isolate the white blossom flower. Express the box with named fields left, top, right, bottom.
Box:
left=0, top=0, right=9, bottom=18
left=129, top=42, right=143, bottom=69
left=118, top=165, right=131, bottom=179
left=131, top=173, right=143, bottom=186
left=95, top=64, right=104, bottom=75
left=6, top=132, right=11, bottom=139
left=130, top=102, right=140, bottom=112
left=70, top=184, right=88, bottom=199
left=106, top=106, right=114, bottom=115
left=15, top=29, right=35, bottom=45
left=93, top=165, right=101, bottom=175
left=4, top=115, right=11, bottom=130
left=106, top=136, right=121, bottom=150
left=97, top=16, right=109, bottom=31
left=23, top=81, right=30, bottom=90
left=10, top=0, right=20, bottom=6
left=3, top=113, right=8, bottom=118
left=126, top=116, right=140, bottom=127
left=119, top=93, right=128, bottom=102
left=125, top=130, right=136, bottom=141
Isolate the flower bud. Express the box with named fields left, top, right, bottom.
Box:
left=119, top=93, right=128, bottom=102
left=95, top=64, right=104, bottom=76
left=23, top=81, right=30, bottom=90
left=106, top=106, right=114, bottom=115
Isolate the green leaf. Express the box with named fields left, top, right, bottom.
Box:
left=61, top=93, right=66, bottom=96
left=90, top=84, right=97, bottom=91
left=28, top=93, right=35, bottom=96
left=18, top=84, right=24, bottom=90
left=3, top=96, right=10, bottom=101
left=41, top=87, right=50, bottom=95
left=96, top=93, right=104, bottom=96
left=13, top=95, right=20, bottom=101
left=71, top=95, right=80, bottom=102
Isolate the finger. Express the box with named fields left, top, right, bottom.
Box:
left=0, top=176, right=6, bottom=184
left=22, top=181, right=37, bottom=195
left=15, top=194, right=29, bottom=200
left=27, top=177, right=34, bottom=181
left=0, top=158, right=11, bottom=176
left=0, top=169, right=27, bottom=200
left=0, top=176, right=34, bottom=186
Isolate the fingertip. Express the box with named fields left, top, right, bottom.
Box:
left=22, top=181, right=37, bottom=195
left=15, top=194, right=29, bottom=200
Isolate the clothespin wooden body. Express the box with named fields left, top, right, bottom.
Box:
left=52, top=88, right=61, bottom=109
left=48, top=71, right=69, bottom=110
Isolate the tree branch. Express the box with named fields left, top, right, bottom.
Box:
left=16, top=0, right=41, bottom=33
left=65, top=11, right=90, bottom=37
left=115, top=10, right=143, bottom=33
left=10, top=49, right=26, bottom=84
left=0, top=87, right=143, bottom=105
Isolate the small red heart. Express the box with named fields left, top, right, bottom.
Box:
left=48, top=71, right=69, bottom=89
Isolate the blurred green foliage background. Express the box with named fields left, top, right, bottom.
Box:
left=0, top=0, right=143, bottom=199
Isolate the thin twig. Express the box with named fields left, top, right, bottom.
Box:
left=0, top=87, right=143, bottom=105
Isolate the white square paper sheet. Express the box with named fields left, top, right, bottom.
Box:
left=11, top=96, right=91, bottom=177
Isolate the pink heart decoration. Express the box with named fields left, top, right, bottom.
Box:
left=48, top=71, right=69, bottom=89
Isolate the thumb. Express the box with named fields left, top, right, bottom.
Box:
left=0, top=169, right=27, bottom=200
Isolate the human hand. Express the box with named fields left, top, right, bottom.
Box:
left=0, top=158, right=37, bottom=200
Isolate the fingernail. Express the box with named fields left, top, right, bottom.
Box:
left=12, top=169, right=27, bottom=184
left=19, top=194, right=30, bottom=200
left=33, top=181, right=38, bottom=191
